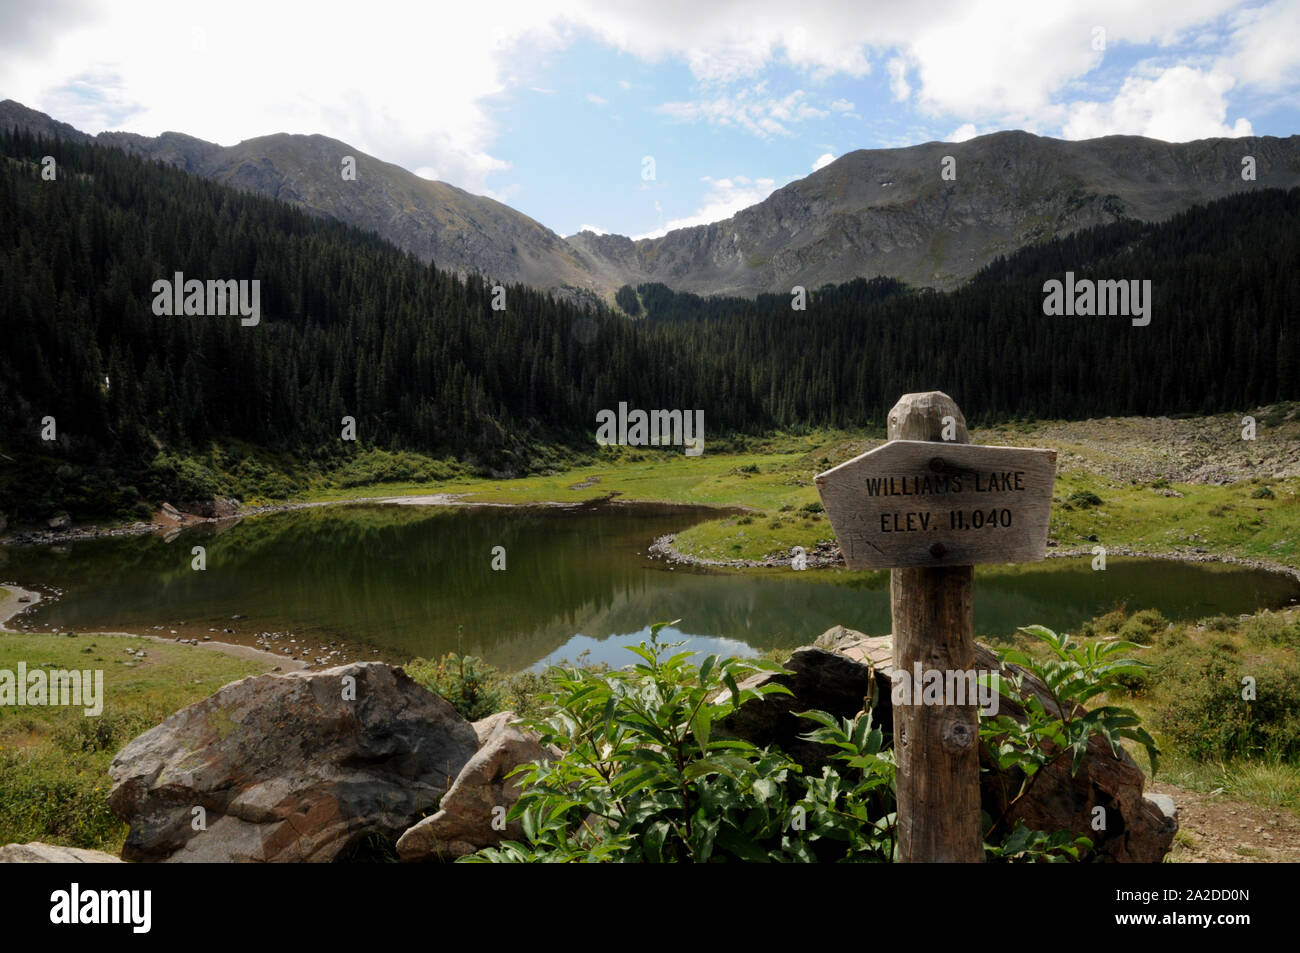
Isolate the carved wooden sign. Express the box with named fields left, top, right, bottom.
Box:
left=815, top=440, right=1057, bottom=569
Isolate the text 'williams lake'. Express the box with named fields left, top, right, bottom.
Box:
left=863, top=472, right=1026, bottom=496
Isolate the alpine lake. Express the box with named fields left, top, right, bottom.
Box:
left=4, top=502, right=1298, bottom=672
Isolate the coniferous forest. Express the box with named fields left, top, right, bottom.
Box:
left=2, top=127, right=1298, bottom=520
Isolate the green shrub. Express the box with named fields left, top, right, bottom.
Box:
left=405, top=652, right=503, bottom=721
left=0, top=748, right=123, bottom=850
left=1118, top=609, right=1167, bottom=645
left=1240, top=613, right=1300, bottom=647
left=53, top=711, right=155, bottom=756
left=333, top=449, right=461, bottom=489
left=466, top=621, right=1151, bottom=863
left=1155, top=648, right=1300, bottom=762
left=1251, top=486, right=1275, bottom=500
left=1065, top=490, right=1103, bottom=508
left=800, top=501, right=824, bottom=514
left=982, top=625, right=1157, bottom=852
left=467, top=621, right=897, bottom=863
left=1078, top=608, right=1129, bottom=639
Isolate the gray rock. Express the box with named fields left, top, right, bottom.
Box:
left=47, top=514, right=70, bottom=530
left=0, top=842, right=123, bottom=863
left=397, top=711, right=556, bottom=861
left=108, top=662, right=478, bottom=862
left=1144, top=793, right=1179, bottom=834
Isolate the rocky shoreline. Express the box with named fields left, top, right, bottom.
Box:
left=0, top=583, right=308, bottom=671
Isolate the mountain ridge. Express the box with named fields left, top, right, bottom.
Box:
left=4, top=99, right=1298, bottom=299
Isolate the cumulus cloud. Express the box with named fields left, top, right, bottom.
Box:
left=0, top=0, right=568, bottom=195
left=887, top=57, right=911, bottom=101
left=812, top=152, right=835, bottom=171
left=586, top=92, right=608, bottom=105
left=1215, top=0, right=1300, bottom=92
left=1062, top=66, right=1252, bottom=140
left=576, top=224, right=608, bottom=234
left=947, top=123, right=978, bottom=142
left=635, top=174, right=778, bottom=239
left=2, top=0, right=1290, bottom=210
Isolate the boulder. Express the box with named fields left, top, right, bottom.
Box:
left=108, top=662, right=478, bottom=862
left=718, top=640, right=881, bottom=769
left=721, top=626, right=1175, bottom=863
left=397, top=711, right=556, bottom=861
left=181, top=497, right=242, bottom=519
left=0, top=842, right=123, bottom=863
left=47, top=514, right=70, bottom=530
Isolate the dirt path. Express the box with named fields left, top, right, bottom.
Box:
left=1152, top=781, right=1300, bottom=863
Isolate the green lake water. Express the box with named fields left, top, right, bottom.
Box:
left=3, top=502, right=1297, bottom=670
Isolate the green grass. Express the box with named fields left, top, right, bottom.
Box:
left=0, top=626, right=267, bottom=854
left=1045, top=471, right=1298, bottom=562
left=1064, top=606, right=1300, bottom=818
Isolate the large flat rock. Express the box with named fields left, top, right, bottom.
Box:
left=108, top=662, right=478, bottom=862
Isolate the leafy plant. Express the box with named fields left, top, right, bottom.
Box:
left=405, top=650, right=503, bottom=721
left=467, top=621, right=823, bottom=862
left=980, top=625, right=1158, bottom=848
left=467, top=619, right=1159, bottom=863
left=984, top=821, right=1092, bottom=862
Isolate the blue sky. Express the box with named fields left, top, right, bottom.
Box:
left=3, top=1, right=1298, bottom=239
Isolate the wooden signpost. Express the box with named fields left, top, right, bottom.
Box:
left=815, top=391, right=1057, bottom=863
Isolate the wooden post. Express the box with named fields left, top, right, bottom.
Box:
left=887, top=391, right=983, bottom=863
left=815, top=391, right=1056, bottom=861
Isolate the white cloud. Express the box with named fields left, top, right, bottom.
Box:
left=576, top=224, right=608, bottom=234
left=3, top=0, right=1292, bottom=217
left=829, top=98, right=860, bottom=120
left=1063, top=66, right=1252, bottom=141
left=947, top=123, right=978, bottom=142
left=656, top=88, right=829, bottom=138
left=0, top=0, right=569, bottom=195
left=634, top=174, right=778, bottom=239
left=586, top=92, right=608, bottom=105
left=1216, top=1, right=1300, bottom=92
left=585, top=0, right=1267, bottom=143
left=887, top=57, right=911, bottom=101
left=618, top=79, right=632, bottom=90
left=812, top=152, right=835, bottom=171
